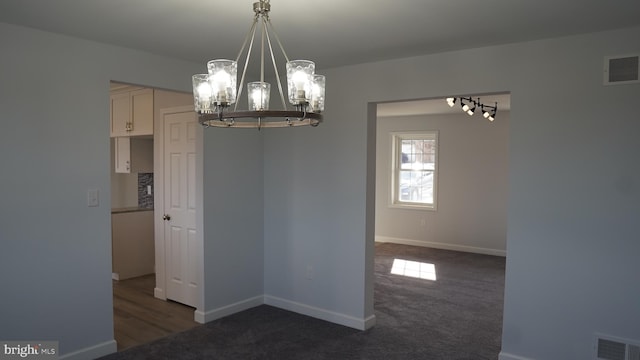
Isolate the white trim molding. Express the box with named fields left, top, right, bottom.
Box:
left=499, top=352, right=535, bottom=360
left=194, top=295, right=263, bottom=324
left=264, top=295, right=376, bottom=331
left=193, top=295, right=376, bottom=330
left=58, top=340, right=117, bottom=360
left=154, top=287, right=166, bottom=300
left=376, top=236, right=506, bottom=257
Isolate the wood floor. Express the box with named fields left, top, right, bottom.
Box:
left=112, top=274, right=200, bottom=351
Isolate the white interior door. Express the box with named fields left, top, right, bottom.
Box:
left=163, top=110, right=199, bottom=308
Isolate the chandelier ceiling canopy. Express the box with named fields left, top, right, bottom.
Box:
left=192, top=0, right=325, bottom=129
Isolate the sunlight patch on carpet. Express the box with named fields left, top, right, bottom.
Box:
left=390, top=259, right=437, bottom=280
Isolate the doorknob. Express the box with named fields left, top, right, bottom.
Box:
left=162, top=214, right=171, bottom=221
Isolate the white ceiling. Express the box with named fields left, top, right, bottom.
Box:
left=1, top=0, right=639, bottom=72
left=0, top=1, right=635, bottom=117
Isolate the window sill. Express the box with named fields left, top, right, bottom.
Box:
left=389, top=202, right=437, bottom=211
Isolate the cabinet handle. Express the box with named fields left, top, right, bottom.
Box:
left=162, top=214, right=171, bottom=221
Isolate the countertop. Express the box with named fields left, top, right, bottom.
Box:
left=111, top=207, right=154, bottom=214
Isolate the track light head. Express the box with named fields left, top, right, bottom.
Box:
left=480, top=102, right=497, bottom=121
left=482, top=105, right=490, bottom=118
left=466, top=98, right=477, bottom=115
left=460, top=97, right=471, bottom=112
left=446, top=97, right=456, bottom=107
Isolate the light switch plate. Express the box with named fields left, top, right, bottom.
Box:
left=87, top=189, right=99, bottom=207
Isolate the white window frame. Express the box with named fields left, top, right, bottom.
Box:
left=390, top=131, right=438, bottom=211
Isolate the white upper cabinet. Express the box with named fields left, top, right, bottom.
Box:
left=110, top=88, right=154, bottom=137
left=114, top=137, right=131, bottom=174
left=113, top=137, right=155, bottom=174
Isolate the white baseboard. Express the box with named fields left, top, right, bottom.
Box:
left=375, top=236, right=506, bottom=257
left=111, top=273, right=119, bottom=281
left=499, top=351, right=535, bottom=360
left=264, top=295, right=376, bottom=331
left=194, top=295, right=263, bottom=324
left=192, top=294, right=376, bottom=330
left=363, top=314, right=377, bottom=330
left=58, top=340, right=117, bottom=360
left=154, top=287, right=166, bottom=300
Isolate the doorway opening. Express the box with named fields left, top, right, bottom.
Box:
left=108, top=81, right=201, bottom=350
left=371, top=94, right=510, bottom=358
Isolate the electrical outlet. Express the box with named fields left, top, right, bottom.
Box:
left=420, top=218, right=426, bottom=226
left=306, top=265, right=314, bottom=280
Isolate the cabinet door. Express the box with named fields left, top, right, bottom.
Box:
left=114, top=137, right=131, bottom=173
left=112, top=211, right=155, bottom=280
left=110, top=92, right=130, bottom=137
left=130, top=89, right=153, bottom=136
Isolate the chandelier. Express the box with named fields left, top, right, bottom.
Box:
left=446, top=97, right=497, bottom=121
left=191, top=0, right=325, bottom=129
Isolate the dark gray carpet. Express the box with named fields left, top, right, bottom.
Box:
left=100, top=243, right=505, bottom=359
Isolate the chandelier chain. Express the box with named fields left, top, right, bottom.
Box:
left=263, top=19, right=288, bottom=109
left=234, top=19, right=258, bottom=112
left=236, top=16, right=258, bottom=63
left=265, top=18, right=290, bottom=63
left=261, top=18, right=266, bottom=83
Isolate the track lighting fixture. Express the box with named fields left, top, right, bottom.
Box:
left=447, top=96, right=498, bottom=122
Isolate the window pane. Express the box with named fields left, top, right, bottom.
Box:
left=393, top=132, right=437, bottom=208
left=399, top=170, right=433, bottom=204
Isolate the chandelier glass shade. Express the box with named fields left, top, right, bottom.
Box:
left=192, top=0, right=325, bottom=129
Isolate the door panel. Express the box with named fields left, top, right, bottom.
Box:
left=163, top=110, right=198, bottom=308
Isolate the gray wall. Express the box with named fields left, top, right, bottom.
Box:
left=0, top=22, right=194, bottom=357
left=203, top=129, right=264, bottom=311
left=263, top=121, right=370, bottom=320
left=375, top=112, right=509, bottom=255
left=315, top=26, right=639, bottom=359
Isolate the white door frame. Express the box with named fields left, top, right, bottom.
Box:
left=153, top=105, right=204, bottom=321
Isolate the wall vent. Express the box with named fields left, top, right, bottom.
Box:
left=604, top=54, right=640, bottom=85
left=596, top=334, right=640, bottom=360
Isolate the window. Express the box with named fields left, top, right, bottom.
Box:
left=391, top=131, right=437, bottom=210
